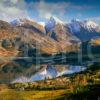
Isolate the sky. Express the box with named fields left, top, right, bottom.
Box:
left=0, top=0, right=100, bottom=23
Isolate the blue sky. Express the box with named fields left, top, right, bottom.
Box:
left=25, top=0, right=100, bottom=23
left=0, top=0, right=100, bottom=23
left=25, top=0, right=100, bottom=21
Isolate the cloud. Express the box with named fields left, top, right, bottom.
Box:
left=0, top=0, right=95, bottom=22
left=10, top=0, right=18, bottom=4
left=0, top=0, right=29, bottom=21
left=26, top=1, right=95, bottom=21
left=27, top=1, right=70, bottom=20
left=88, top=17, right=100, bottom=22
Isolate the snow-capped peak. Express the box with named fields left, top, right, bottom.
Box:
left=69, top=19, right=98, bottom=33
left=50, top=16, right=64, bottom=24
left=38, top=22, right=45, bottom=27
left=10, top=19, right=23, bottom=26
left=10, top=18, right=34, bottom=26
left=84, top=20, right=98, bottom=29
left=45, top=16, right=64, bottom=33
left=69, top=19, right=81, bottom=33
left=10, top=18, right=30, bottom=26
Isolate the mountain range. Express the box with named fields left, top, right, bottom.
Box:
left=0, top=16, right=100, bottom=83
left=0, top=16, right=100, bottom=56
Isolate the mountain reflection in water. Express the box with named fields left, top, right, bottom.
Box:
left=12, top=65, right=86, bottom=83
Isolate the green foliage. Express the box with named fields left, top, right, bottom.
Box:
left=73, top=85, right=90, bottom=94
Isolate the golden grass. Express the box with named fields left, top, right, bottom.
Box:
left=0, top=89, right=66, bottom=100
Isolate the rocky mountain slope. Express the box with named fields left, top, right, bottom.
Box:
left=0, top=18, right=80, bottom=58
left=68, top=19, right=100, bottom=42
